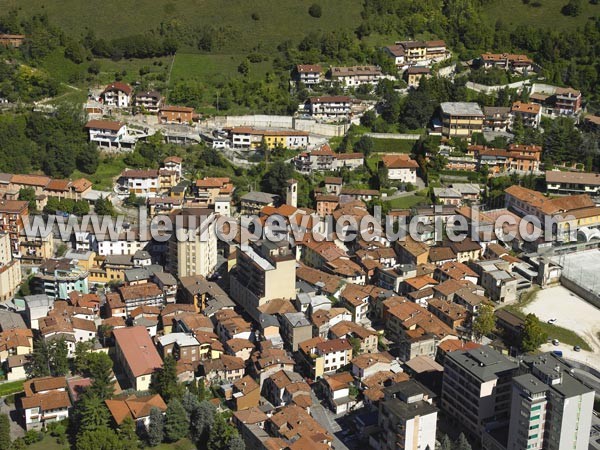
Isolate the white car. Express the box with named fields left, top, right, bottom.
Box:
left=547, top=318, right=557, bottom=324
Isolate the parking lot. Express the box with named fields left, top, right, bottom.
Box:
left=523, top=285, right=600, bottom=369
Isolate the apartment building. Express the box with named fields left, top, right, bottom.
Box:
left=306, top=96, right=352, bottom=119
left=229, top=127, right=309, bottom=150
left=295, top=64, right=322, bottom=85
left=441, top=346, right=518, bottom=438
left=330, top=65, right=384, bottom=88
left=229, top=240, right=296, bottom=321
left=167, top=208, right=218, bottom=279
left=279, top=312, right=312, bottom=352
left=299, top=337, right=353, bottom=380
left=386, top=40, right=448, bottom=67
left=377, top=381, right=438, bottom=450
left=100, top=82, right=133, bottom=108
left=511, top=101, right=541, bottom=128
left=440, top=102, right=484, bottom=138
left=483, top=106, right=511, bottom=131
left=505, top=353, right=593, bottom=450
left=0, top=232, right=21, bottom=302
left=133, top=91, right=163, bottom=113
left=546, top=170, right=600, bottom=196
left=158, top=105, right=197, bottom=124
left=113, top=326, right=163, bottom=391
left=405, top=66, right=431, bottom=88
left=33, top=258, right=89, bottom=300
left=479, top=53, right=534, bottom=73
left=0, top=199, right=28, bottom=255
left=239, top=191, right=278, bottom=215
left=193, top=177, right=235, bottom=207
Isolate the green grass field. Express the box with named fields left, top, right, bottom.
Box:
left=371, top=138, right=417, bottom=154
left=482, top=0, right=600, bottom=30
left=503, top=305, right=592, bottom=351
left=0, top=379, right=24, bottom=396
left=71, top=155, right=127, bottom=191
left=0, top=0, right=363, bottom=50
left=385, top=192, right=429, bottom=210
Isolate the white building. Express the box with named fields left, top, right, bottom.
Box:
left=307, top=96, right=352, bottom=119
left=22, top=377, right=71, bottom=430
left=330, top=65, right=384, bottom=88
left=117, top=169, right=159, bottom=197
left=296, top=64, right=322, bottom=85
left=381, top=154, right=419, bottom=183
left=100, top=82, right=133, bottom=108
left=85, top=120, right=134, bottom=150
left=377, top=381, right=438, bottom=450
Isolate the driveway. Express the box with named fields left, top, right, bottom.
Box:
left=0, top=398, right=24, bottom=439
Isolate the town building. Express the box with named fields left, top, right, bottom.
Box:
left=85, top=120, right=135, bottom=150
left=295, top=64, right=322, bottom=85
left=167, top=208, right=218, bottom=279
left=479, top=53, right=534, bottom=73
left=0, top=232, right=21, bottom=301
left=113, top=326, right=163, bottom=391
left=330, top=66, right=384, bottom=88
left=441, top=345, right=518, bottom=438
left=230, top=240, right=296, bottom=321
left=405, top=66, right=431, bottom=88
left=377, top=381, right=438, bottom=450
left=100, top=82, right=133, bottom=108
left=158, top=105, right=197, bottom=124
left=483, top=106, right=511, bottom=131
left=105, top=394, right=167, bottom=430
left=0, top=199, right=28, bottom=255
left=511, top=101, right=541, bottom=128
left=385, top=40, right=448, bottom=68
left=21, top=376, right=71, bottom=430
left=133, top=91, right=163, bottom=113
left=440, top=102, right=484, bottom=138
left=299, top=337, right=353, bottom=380
left=381, top=154, right=419, bottom=183
left=546, top=170, right=600, bottom=196
left=306, top=96, right=352, bottom=119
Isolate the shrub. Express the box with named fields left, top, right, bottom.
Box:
left=308, top=3, right=322, bottom=18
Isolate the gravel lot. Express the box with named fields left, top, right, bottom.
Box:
left=523, top=285, right=600, bottom=370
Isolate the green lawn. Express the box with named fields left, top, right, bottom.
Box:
left=171, top=53, right=272, bottom=84
left=372, top=138, right=417, bottom=154
left=385, top=193, right=429, bottom=210
left=71, top=155, right=127, bottom=191
left=0, top=0, right=363, bottom=48
left=482, top=0, right=600, bottom=31
left=27, top=435, right=65, bottom=450
left=502, top=305, right=592, bottom=351
left=0, top=379, right=24, bottom=396
left=154, top=438, right=196, bottom=450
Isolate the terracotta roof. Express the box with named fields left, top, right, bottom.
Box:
left=546, top=170, right=600, bottom=187
left=0, top=199, right=28, bottom=214
left=85, top=119, right=124, bottom=131
left=120, top=169, right=159, bottom=179
left=428, top=246, right=456, bottom=263
left=324, top=371, right=354, bottom=391
left=202, top=354, right=245, bottom=372
left=233, top=406, right=268, bottom=424
left=113, top=326, right=163, bottom=377
left=404, top=275, right=438, bottom=290
left=436, top=261, right=478, bottom=280
left=437, top=339, right=481, bottom=353
left=21, top=390, right=71, bottom=411
left=297, top=64, right=322, bottom=73
left=309, top=95, right=352, bottom=103
left=511, top=101, right=541, bottom=114
left=226, top=338, right=254, bottom=353
left=351, top=352, right=393, bottom=370
left=118, top=283, right=162, bottom=301
left=102, top=82, right=132, bottom=95
left=315, top=338, right=352, bottom=354
left=233, top=375, right=259, bottom=395
left=105, top=394, right=167, bottom=424
left=433, top=279, right=473, bottom=297
left=24, top=376, right=66, bottom=396
left=381, top=154, right=419, bottom=169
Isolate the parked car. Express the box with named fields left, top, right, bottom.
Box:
left=552, top=350, right=563, bottom=357
left=552, top=339, right=560, bottom=346
left=574, top=345, right=581, bottom=352
left=547, top=318, right=557, bottom=324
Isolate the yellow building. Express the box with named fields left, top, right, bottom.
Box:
left=0, top=233, right=22, bottom=302
left=441, top=102, right=484, bottom=138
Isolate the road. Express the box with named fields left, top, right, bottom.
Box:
left=0, top=398, right=24, bottom=440
left=309, top=390, right=349, bottom=450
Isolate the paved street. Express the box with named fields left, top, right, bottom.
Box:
left=310, top=390, right=349, bottom=450
left=0, top=398, right=24, bottom=440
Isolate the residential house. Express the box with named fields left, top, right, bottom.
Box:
left=381, top=154, right=419, bottom=183
left=330, top=65, right=383, bottom=88
left=511, top=101, right=541, bottom=128
left=546, top=170, right=600, bottom=196
left=298, top=337, right=353, bottom=380
left=133, top=91, right=163, bottom=113
left=295, top=64, right=322, bottom=85
left=322, top=372, right=357, bottom=414
left=100, top=82, right=133, bottom=108
left=117, top=169, right=159, bottom=197
left=405, top=66, right=431, bottom=88
left=232, top=375, right=260, bottom=411
left=483, top=106, right=511, bottom=131
left=0, top=199, right=28, bottom=255
left=21, top=377, right=71, bottom=430
left=306, top=96, right=352, bottom=119
left=200, top=354, right=245, bottom=384
left=113, top=326, right=163, bottom=391
left=105, top=394, right=167, bottom=430
left=479, top=53, right=534, bottom=73
left=329, top=321, right=378, bottom=354
left=279, top=312, right=312, bottom=352
left=159, top=105, right=197, bottom=124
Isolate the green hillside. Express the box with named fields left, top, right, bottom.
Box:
left=0, top=0, right=363, bottom=51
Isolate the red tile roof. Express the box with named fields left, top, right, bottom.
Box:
left=113, top=326, right=163, bottom=377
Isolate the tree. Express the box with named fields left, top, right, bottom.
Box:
left=151, top=355, right=182, bottom=403
left=74, top=341, right=95, bottom=374
left=147, top=407, right=165, bottom=447
left=472, top=304, right=495, bottom=341
left=521, top=313, right=547, bottom=353
left=228, top=434, right=245, bottom=450
left=76, top=427, right=122, bottom=450
left=76, top=144, right=99, bottom=174
left=191, top=401, right=216, bottom=444
left=308, top=3, right=322, bottom=18
left=0, top=414, right=11, bottom=450
left=208, top=414, right=240, bottom=450
left=164, top=399, right=188, bottom=442
left=237, top=59, right=249, bottom=77
left=260, top=160, right=294, bottom=199
left=181, top=390, right=200, bottom=418
left=94, top=196, right=115, bottom=216
left=26, top=337, right=69, bottom=378
left=454, top=433, right=472, bottom=450
left=354, top=135, right=374, bottom=157
left=118, top=416, right=138, bottom=448
left=18, top=187, right=37, bottom=213
left=78, top=395, right=110, bottom=433
left=439, top=434, right=452, bottom=450
left=86, top=352, right=115, bottom=400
